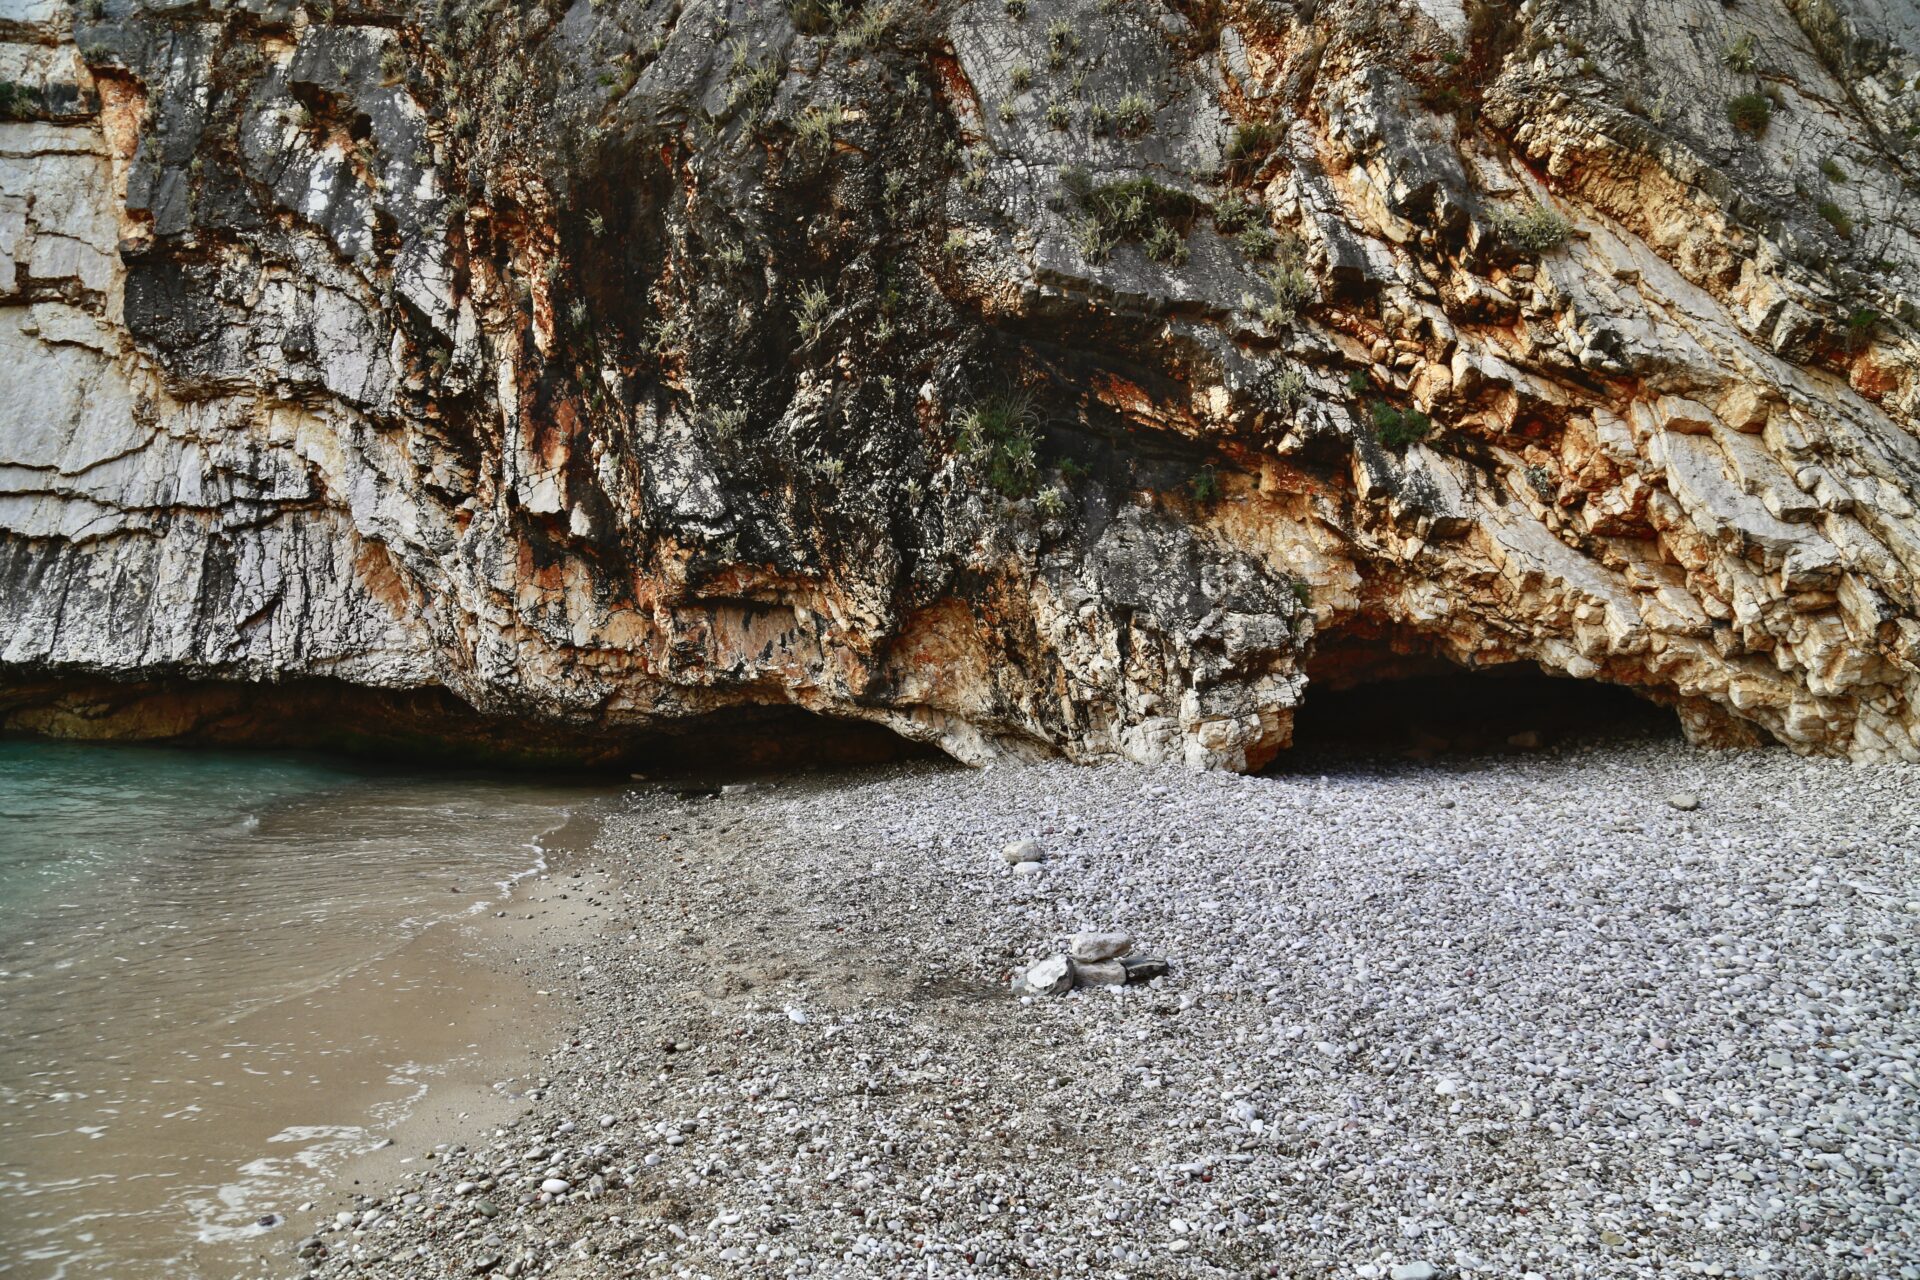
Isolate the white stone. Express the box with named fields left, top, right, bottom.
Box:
left=1013, top=955, right=1074, bottom=997
left=1001, top=839, right=1045, bottom=865
left=1067, top=931, right=1132, bottom=961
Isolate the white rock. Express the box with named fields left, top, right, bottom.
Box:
left=1010, top=860, right=1046, bottom=877
left=1014, top=954, right=1074, bottom=996
left=1390, top=1264, right=1438, bottom=1280
left=1067, top=931, right=1132, bottom=961
left=540, top=1178, right=570, bottom=1195
left=1001, top=839, right=1045, bottom=865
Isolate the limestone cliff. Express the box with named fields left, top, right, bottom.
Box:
left=3, top=0, right=1919, bottom=768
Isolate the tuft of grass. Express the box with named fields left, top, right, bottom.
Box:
left=836, top=3, right=895, bottom=53
left=1371, top=401, right=1433, bottom=448
left=1722, top=31, right=1758, bottom=74
left=1819, top=157, right=1848, bottom=183
left=1009, top=62, right=1031, bottom=92
left=956, top=393, right=1042, bottom=498
left=1240, top=231, right=1314, bottom=326
left=1816, top=199, right=1852, bottom=238
left=1727, top=92, right=1772, bottom=134
left=1270, top=367, right=1307, bottom=409
left=1144, top=222, right=1188, bottom=265
left=1114, top=91, right=1152, bottom=135
left=1347, top=369, right=1370, bottom=395
left=794, top=102, right=845, bottom=153
left=1486, top=198, right=1569, bottom=254
left=1046, top=19, right=1074, bottom=69
left=1843, top=307, right=1879, bottom=352
left=1224, top=119, right=1280, bottom=180
left=786, top=0, right=841, bottom=35
left=1212, top=193, right=1260, bottom=233
left=0, top=81, right=46, bottom=120
left=702, top=404, right=748, bottom=439
left=728, top=50, right=783, bottom=117
left=1188, top=464, right=1220, bottom=503
left=1004, top=0, right=1026, bottom=16
left=1034, top=486, right=1069, bottom=519
left=1255, top=261, right=1313, bottom=325
left=1063, top=169, right=1199, bottom=265
left=1044, top=97, right=1070, bottom=129
left=1236, top=225, right=1277, bottom=258
left=379, top=43, right=407, bottom=86
left=795, top=281, right=832, bottom=344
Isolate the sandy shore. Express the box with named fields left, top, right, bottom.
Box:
left=284, top=737, right=1918, bottom=1280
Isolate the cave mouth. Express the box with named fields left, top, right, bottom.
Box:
left=1280, top=632, right=1680, bottom=762
left=0, top=678, right=944, bottom=777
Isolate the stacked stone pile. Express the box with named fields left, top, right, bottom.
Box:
left=1013, top=929, right=1169, bottom=998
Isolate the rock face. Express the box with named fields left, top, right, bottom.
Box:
left=2, top=0, right=1919, bottom=768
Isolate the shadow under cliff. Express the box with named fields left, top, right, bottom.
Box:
left=0, top=678, right=941, bottom=774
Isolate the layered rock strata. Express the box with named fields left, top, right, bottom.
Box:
left=3, top=0, right=1919, bottom=768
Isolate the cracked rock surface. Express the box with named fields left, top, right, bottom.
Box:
left=4, top=0, right=1920, bottom=766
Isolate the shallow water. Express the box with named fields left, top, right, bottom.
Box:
left=0, top=739, right=609, bottom=1279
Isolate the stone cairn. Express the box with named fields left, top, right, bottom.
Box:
left=1001, top=841, right=1169, bottom=996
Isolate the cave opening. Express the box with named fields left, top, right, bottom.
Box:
left=618, top=705, right=947, bottom=778
left=0, top=679, right=943, bottom=777
left=1279, top=626, right=1680, bottom=761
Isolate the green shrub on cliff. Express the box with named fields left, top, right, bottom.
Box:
left=956, top=394, right=1042, bottom=498
left=1063, top=170, right=1198, bottom=266
left=1371, top=401, right=1432, bottom=448
left=1728, top=92, right=1772, bottom=134
left=0, top=81, right=45, bottom=121
left=1486, top=199, right=1569, bottom=254
left=1224, top=119, right=1280, bottom=181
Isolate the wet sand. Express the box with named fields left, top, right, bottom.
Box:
left=0, top=749, right=615, bottom=1280
left=173, top=880, right=595, bottom=1279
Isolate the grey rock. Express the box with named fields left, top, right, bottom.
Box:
left=1120, top=955, right=1171, bottom=983
left=1668, top=792, right=1701, bottom=812
left=1071, top=958, right=1128, bottom=987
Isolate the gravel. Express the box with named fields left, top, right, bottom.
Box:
left=302, top=736, right=1919, bottom=1279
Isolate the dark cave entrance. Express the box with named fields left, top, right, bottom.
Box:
left=619, top=704, right=947, bottom=778
left=1280, top=626, right=1679, bottom=759
left=0, top=679, right=943, bottom=777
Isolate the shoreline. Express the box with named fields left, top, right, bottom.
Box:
left=203, top=802, right=616, bottom=1280
left=297, top=742, right=1918, bottom=1279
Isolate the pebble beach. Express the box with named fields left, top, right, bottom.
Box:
left=280, top=736, right=1919, bottom=1280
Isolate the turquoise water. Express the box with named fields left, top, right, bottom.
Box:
left=0, top=739, right=609, bottom=1278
